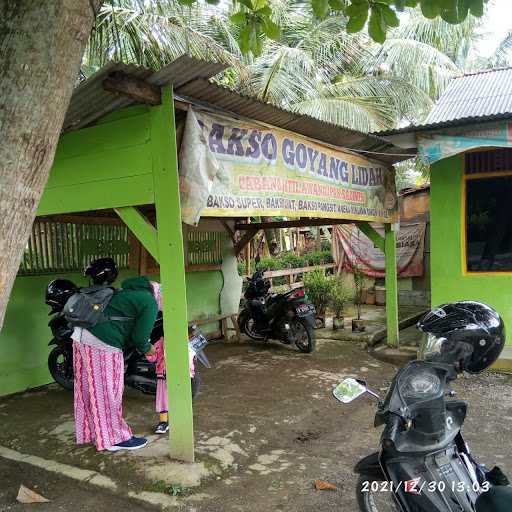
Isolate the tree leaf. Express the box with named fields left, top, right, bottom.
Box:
left=440, top=6, right=460, bottom=24
left=347, top=13, right=368, bottom=33
left=328, top=0, right=346, bottom=11
left=381, top=5, right=399, bottom=27
left=469, top=0, right=484, bottom=17
left=238, top=0, right=254, bottom=9
left=420, top=0, right=441, bottom=18
left=346, top=1, right=369, bottom=17
left=238, top=24, right=252, bottom=54
left=230, top=12, right=247, bottom=26
left=263, top=19, right=281, bottom=40
left=368, top=6, right=386, bottom=43
left=312, top=0, right=330, bottom=18
left=253, top=0, right=268, bottom=11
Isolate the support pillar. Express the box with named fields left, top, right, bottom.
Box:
left=385, top=223, right=399, bottom=347
left=150, top=86, right=194, bottom=462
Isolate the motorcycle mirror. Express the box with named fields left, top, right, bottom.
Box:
left=333, top=378, right=380, bottom=403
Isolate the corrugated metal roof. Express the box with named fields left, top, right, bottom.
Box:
left=62, top=56, right=226, bottom=133
left=63, top=56, right=412, bottom=164
left=378, top=67, right=512, bottom=136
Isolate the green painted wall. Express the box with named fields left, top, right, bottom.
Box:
left=0, top=269, right=222, bottom=397
left=430, top=154, right=512, bottom=344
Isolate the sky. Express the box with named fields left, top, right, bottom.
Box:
left=476, top=0, right=511, bottom=57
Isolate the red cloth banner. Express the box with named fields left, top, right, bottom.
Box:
left=333, top=223, right=426, bottom=278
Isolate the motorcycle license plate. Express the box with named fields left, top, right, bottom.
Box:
left=189, top=334, right=208, bottom=353
left=296, top=304, right=315, bottom=317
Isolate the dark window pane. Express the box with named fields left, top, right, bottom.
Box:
left=466, top=176, right=512, bottom=272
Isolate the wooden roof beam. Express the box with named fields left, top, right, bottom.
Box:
left=234, top=218, right=352, bottom=231
left=103, top=72, right=161, bottom=105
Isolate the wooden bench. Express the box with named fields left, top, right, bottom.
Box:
left=193, top=313, right=240, bottom=342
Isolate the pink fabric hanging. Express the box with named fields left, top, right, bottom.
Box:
left=73, top=341, right=132, bottom=451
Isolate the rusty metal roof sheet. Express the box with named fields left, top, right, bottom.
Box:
left=62, top=56, right=226, bottom=133
left=63, top=56, right=411, bottom=164
left=379, top=67, right=512, bottom=136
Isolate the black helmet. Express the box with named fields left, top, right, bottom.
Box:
left=417, top=301, right=505, bottom=374
left=84, top=257, right=118, bottom=285
left=46, top=279, right=77, bottom=313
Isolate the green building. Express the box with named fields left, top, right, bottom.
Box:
left=383, top=67, right=512, bottom=365
left=0, top=56, right=407, bottom=461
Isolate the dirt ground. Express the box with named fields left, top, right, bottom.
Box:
left=1, top=334, right=512, bottom=512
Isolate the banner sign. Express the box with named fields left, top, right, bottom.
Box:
left=418, top=121, right=512, bottom=164
left=179, top=110, right=398, bottom=225
left=333, top=223, right=426, bottom=278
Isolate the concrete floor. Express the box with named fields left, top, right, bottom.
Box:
left=1, top=335, right=512, bottom=511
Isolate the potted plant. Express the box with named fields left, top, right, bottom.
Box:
left=352, top=266, right=366, bottom=332
left=329, top=277, right=347, bottom=330
left=304, top=268, right=333, bottom=328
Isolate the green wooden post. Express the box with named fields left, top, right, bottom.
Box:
left=150, top=86, right=194, bottom=462
left=385, top=223, right=399, bottom=347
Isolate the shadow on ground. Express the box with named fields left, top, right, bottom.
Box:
left=0, top=333, right=511, bottom=511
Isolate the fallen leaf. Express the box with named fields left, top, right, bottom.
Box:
left=17, top=485, right=49, bottom=504
left=314, top=479, right=337, bottom=491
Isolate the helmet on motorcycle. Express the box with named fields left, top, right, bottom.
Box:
left=84, top=257, right=118, bottom=285
left=46, top=279, right=77, bottom=313
left=417, top=301, right=505, bottom=374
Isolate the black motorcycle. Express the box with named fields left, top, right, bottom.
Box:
left=333, top=362, right=510, bottom=512
left=47, top=309, right=208, bottom=398
left=238, top=269, right=316, bottom=353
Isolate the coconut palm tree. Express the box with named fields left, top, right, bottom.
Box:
left=84, top=0, right=481, bottom=133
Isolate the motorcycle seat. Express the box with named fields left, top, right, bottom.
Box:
left=475, top=486, right=512, bottom=512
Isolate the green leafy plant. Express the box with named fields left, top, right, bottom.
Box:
left=329, top=276, right=348, bottom=319
left=304, top=269, right=334, bottom=317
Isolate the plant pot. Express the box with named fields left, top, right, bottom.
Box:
left=366, top=289, right=376, bottom=305
left=375, top=286, right=386, bottom=306
left=315, top=316, right=325, bottom=329
left=352, top=318, right=366, bottom=332
left=333, top=316, right=344, bottom=330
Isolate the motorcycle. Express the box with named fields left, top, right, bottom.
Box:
left=47, top=307, right=209, bottom=398
left=333, top=360, right=511, bottom=512
left=238, top=269, right=316, bottom=353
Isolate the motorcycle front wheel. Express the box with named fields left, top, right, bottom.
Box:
left=48, top=345, right=74, bottom=391
left=238, top=310, right=266, bottom=340
left=292, top=318, right=316, bottom=353
left=356, top=475, right=401, bottom=512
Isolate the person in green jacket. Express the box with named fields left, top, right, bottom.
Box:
left=71, top=258, right=157, bottom=452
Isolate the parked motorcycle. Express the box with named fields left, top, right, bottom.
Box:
left=46, top=291, right=209, bottom=397
left=332, top=301, right=511, bottom=512
left=238, top=269, right=316, bottom=353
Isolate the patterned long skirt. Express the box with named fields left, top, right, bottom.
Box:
left=73, top=341, right=132, bottom=451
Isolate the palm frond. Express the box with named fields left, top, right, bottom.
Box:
left=372, top=38, right=461, bottom=98
left=86, top=1, right=241, bottom=73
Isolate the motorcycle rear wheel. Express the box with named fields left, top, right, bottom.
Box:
left=48, top=346, right=74, bottom=391
left=356, top=475, right=401, bottom=512
left=293, top=318, right=316, bottom=353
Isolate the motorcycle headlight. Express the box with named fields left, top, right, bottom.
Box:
left=400, top=369, right=442, bottom=401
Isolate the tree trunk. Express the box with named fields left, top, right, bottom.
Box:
left=262, top=216, right=280, bottom=256
left=0, top=1, right=101, bottom=329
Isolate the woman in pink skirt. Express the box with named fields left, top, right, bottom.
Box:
left=72, top=259, right=158, bottom=452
